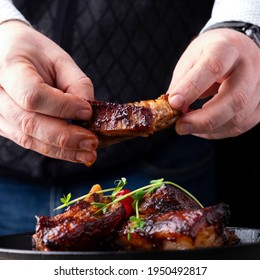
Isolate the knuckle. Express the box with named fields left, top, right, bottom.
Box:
left=229, top=112, right=245, bottom=136
left=230, top=126, right=243, bottom=137
left=17, top=112, right=36, bottom=135
left=21, top=86, right=40, bottom=111
left=15, top=132, right=33, bottom=149
left=232, top=89, right=248, bottom=112
left=188, top=79, right=201, bottom=95
left=84, top=76, right=94, bottom=90
left=56, top=129, right=71, bottom=148
left=202, top=114, right=216, bottom=131
left=55, top=147, right=79, bottom=162
left=55, top=147, right=69, bottom=160
left=231, top=112, right=244, bottom=126
left=55, top=103, right=66, bottom=119
left=207, top=55, right=225, bottom=78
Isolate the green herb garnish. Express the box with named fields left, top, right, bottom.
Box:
left=91, top=202, right=108, bottom=214
left=54, top=178, right=203, bottom=238
left=110, top=177, right=127, bottom=199
left=60, top=193, right=71, bottom=207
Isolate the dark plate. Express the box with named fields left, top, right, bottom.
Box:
left=0, top=227, right=259, bottom=260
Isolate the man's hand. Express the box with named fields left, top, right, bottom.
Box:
left=0, top=21, right=98, bottom=164
left=168, top=28, right=260, bottom=139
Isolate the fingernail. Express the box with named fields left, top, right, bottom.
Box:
left=176, top=123, right=193, bottom=135
left=79, top=139, right=98, bottom=150
left=169, top=94, right=185, bottom=110
left=76, top=109, right=91, bottom=120
left=76, top=151, right=96, bottom=164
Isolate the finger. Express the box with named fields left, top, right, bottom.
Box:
left=0, top=115, right=97, bottom=163
left=0, top=88, right=98, bottom=149
left=0, top=62, right=92, bottom=120
left=179, top=100, right=259, bottom=139
left=168, top=42, right=239, bottom=111
left=192, top=103, right=260, bottom=139
left=0, top=90, right=99, bottom=161
left=175, top=63, right=257, bottom=135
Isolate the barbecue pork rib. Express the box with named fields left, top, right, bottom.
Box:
left=80, top=94, right=179, bottom=146
left=32, top=184, right=239, bottom=251
left=116, top=185, right=238, bottom=250
left=138, top=183, right=201, bottom=215
left=117, top=203, right=238, bottom=250
left=32, top=185, right=126, bottom=251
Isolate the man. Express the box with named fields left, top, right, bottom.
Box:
left=0, top=0, right=259, bottom=235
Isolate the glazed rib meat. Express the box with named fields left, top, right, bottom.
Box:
left=117, top=202, right=238, bottom=250
left=32, top=184, right=239, bottom=251
left=32, top=185, right=126, bottom=251
left=116, top=185, right=238, bottom=250
left=138, top=184, right=201, bottom=215
left=81, top=94, right=179, bottom=146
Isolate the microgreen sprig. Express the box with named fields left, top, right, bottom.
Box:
left=54, top=177, right=203, bottom=241
left=54, top=178, right=127, bottom=211
left=92, top=178, right=166, bottom=215
left=60, top=193, right=71, bottom=207
left=127, top=190, right=145, bottom=240
left=110, top=177, right=127, bottom=199
left=54, top=178, right=203, bottom=236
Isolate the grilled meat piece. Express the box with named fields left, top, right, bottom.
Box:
left=81, top=94, right=179, bottom=146
left=131, top=94, right=179, bottom=132
left=32, top=185, right=126, bottom=251
left=32, top=184, right=239, bottom=251
left=117, top=203, right=239, bottom=250
left=139, top=184, right=201, bottom=215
